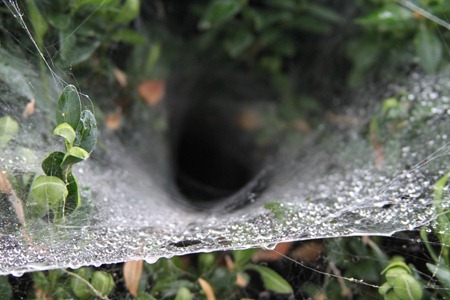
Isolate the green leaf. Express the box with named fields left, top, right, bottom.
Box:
left=71, top=267, right=94, bottom=299
left=356, top=4, right=413, bottom=31
left=54, top=123, right=77, bottom=146
left=25, top=0, right=48, bottom=49
left=65, top=173, right=81, bottom=215
left=233, top=249, right=258, bottom=270
left=0, top=116, right=19, bottom=149
left=246, top=265, right=293, bottom=294
left=432, top=173, right=450, bottom=246
left=32, top=272, right=49, bottom=290
left=62, top=146, right=90, bottom=167
left=379, top=282, right=393, bottom=296
left=198, top=253, right=216, bottom=273
left=59, top=31, right=101, bottom=66
left=392, top=273, right=423, bottom=300
left=30, top=175, right=68, bottom=210
left=74, top=110, right=98, bottom=153
left=114, top=0, right=140, bottom=23
left=414, top=24, right=443, bottom=74
left=56, top=85, right=82, bottom=130
left=42, top=151, right=65, bottom=178
left=199, top=0, right=244, bottom=30
left=174, top=287, right=193, bottom=300
left=426, top=263, right=450, bottom=289
left=0, top=276, right=12, bottom=300
left=91, top=271, right=115, bottom=297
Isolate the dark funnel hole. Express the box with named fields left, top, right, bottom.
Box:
left=172, top=102, right=261, bottom=207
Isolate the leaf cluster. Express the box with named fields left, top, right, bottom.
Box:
left=132, top=249, right=292, bottom=299
left=24, top=0, right=142, bottom=67
left=348, top=0, right=450, bottom=85
left=29, top=85, right=97, bottom=221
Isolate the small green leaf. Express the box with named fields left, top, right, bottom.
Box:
left=199, top=0, right=244, bottom=30
left=71, top=267, right=94, bottom=299
left=414, top=24, right=443, bottom=74
left=62, top=146, right=90, bottom=167
left=114, top=0, right=140, bottom=23
left=233, top=249, right=258, bottom=270
left=246, top=265, right=293, bottom=294
left=42, top=151, right=65, bottom=178
left=174, top=287, right=193, bottom=300
left=25, top=0, right=48, bottom=49
left=32, top=272, right=49, bottom=290
left=0, top=116, right=19, bottom=148
left=198, top=253, right=216, bottom=273
left=426, top=263, right=450, bottom=289
left=54, top=123, right=76, bottom=146
left=65, top=173, right=81, bottom=215
left=56, top=85, right=82, bottom=130
left=91, top=271, right=115, bottom=297
left=382, top=262, right=411, bottom=281
left=59, top=31, right=101, bottom=66
left=74, top=110, right=98, bottom=153
left=356, top=4, right=413, bottom=31
left=391, top=273, right=423, bottom=300
left=379, top=282, right=393, bottom=296
left=30, top=175, right=68, bottom=210
left=432, top=173, right=450, bottom=246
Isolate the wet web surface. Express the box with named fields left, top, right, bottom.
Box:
left=0, top=2, right=449, bottom=296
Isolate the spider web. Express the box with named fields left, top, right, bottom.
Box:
left=0, top=2, right=449, bottom=297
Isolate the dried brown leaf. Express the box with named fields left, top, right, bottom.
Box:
left=123, top=260, right=144, bottom=297
left=289, top=241, right=323, bottom=262
left=252, top=242, right=292, bottom=262
left=237, top=109, right=263, bottom=131
left=0, top=170, right=26, bottom=226
left=23, top=98, right=35, bottom=119
left=105, top=108, right=122, bottom=130
left=236, top=272, right=248, bottom=288
left=138, top=80, right=165, bottom=107
left=198, top=278, right=216, bottom=300
left=0, top=170, right=12, bottom=194
left=113, top=68, right=128, bottom=88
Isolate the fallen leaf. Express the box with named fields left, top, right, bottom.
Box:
left=252, top=242, right=292, bottom=262
left=138, top=80, right=165, bottom=106
left=314, top=293, right=326, bottom=300
left=236, top=272, right=248, bottom=288
left=224, top=254, right=234, bottom=271
left=23, top=98, right=35, bottom=118
left=113, top=68, right=128, bottom=88
left=198, top=278, right=216, bottom=300
left=237, top=108, right=263, bottom=131
left=0, top=170, right=12, bottom=194
left=123, top=260, right=144, bottom=297
left=289, top=241, right=323, bottom=262
left=0, top=170, right=27, bottom=227
left=105, top=108, right=122, bottom=130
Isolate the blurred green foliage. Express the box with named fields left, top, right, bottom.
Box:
left=1, top=1, right=450, bottom=299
